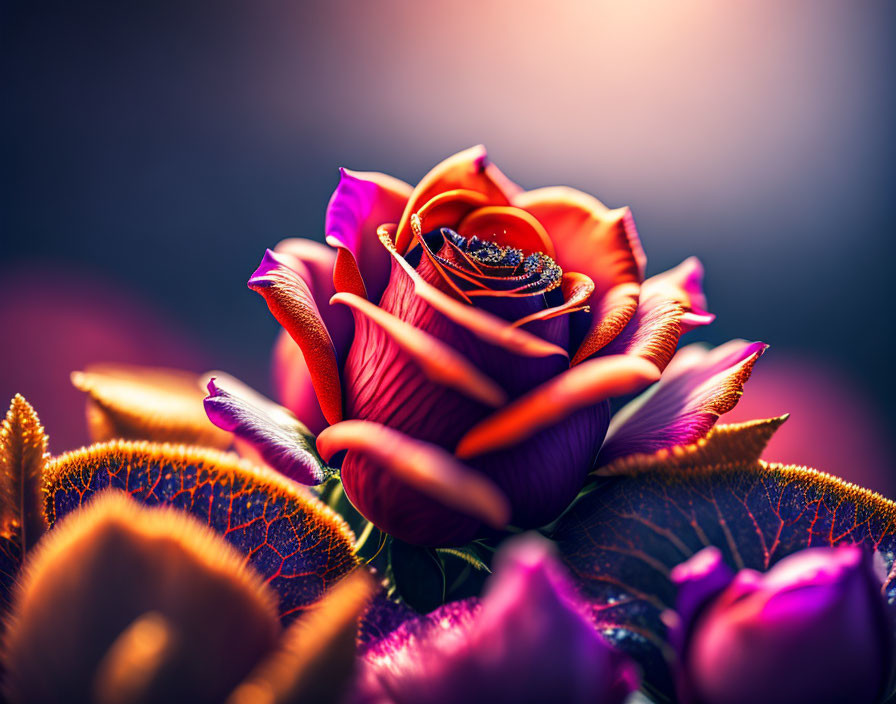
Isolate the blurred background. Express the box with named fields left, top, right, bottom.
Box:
left=2, top=0, right=894, bottom=492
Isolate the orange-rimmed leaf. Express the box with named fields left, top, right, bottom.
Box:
left=43, top=441, right=358, bottom=623
left=0, top=395, right=48, bottom=612
left=552, top=462, right=896, bottom=702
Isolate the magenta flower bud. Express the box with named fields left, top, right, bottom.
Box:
left=670, top=545, right=893, bottom=704
left=356, top=534, right=638, bottom=704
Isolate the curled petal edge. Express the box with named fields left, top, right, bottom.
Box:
left=317, top=421, right=511, bottom=530
left=455, top=354, right=661, bottom=459
left=331, top=292, right=507, bottom=407
left=248, top=249, right=343, bottom=425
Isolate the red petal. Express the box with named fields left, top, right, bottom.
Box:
left=512, top=271, right=595, bottom=328
left=455, top=355, right=660, bottom=458
left=317, top=421, right=510, bottom=529
left=248, top=250, right=342, bottom=425
left=331, top=292, right=507, bottom=407
left=378, top=225, right=568, bottom=360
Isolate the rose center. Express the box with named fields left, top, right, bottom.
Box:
left=418, top=225, right=563, bottom=297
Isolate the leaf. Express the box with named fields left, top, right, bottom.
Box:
left=388, top=539, right=446, bottom=613
left=71, top=364, right=231, bottom=448
left=43, top=441, right=358, bottom=623
left=552, top=462, right=896, bottom=702
left=596, top=415, right=789, bottom=476
left=0, top=395, right=48, bottom=612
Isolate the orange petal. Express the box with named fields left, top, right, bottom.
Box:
left=512, top=271, right=595, bottom=328
left=331, top=292, right=507, bottom=407
left=457, top=206, right=556, bottom=259
left=414, top=189, right=491, bottom=234
left=570, top=282, right=640, bottom=366
left=395, top=146, right=516, bottom=254
left=317, top=421, right=510, bottom=529
left=455, top=355, right=660, bottom=459
left=378, top=225, right=568, bottom=360
left=599, top=258, right=714, bottom=372
left=271, top=329, right=328, bottom=434
left=325, top=168, right=413, bottom=302
left=515, top=187, right=646, bottom=362
left=248, top=250, right=343, bottom=425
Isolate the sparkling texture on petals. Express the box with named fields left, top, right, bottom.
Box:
left=396, top=146, right=515, bottom=254
left=5, top=491, right=281, bottom=704
left=355, top=535, right=637, bottom=704
left=515, top=187, right=646, bottom=364
left=377, top=230, right=568, bottom=399
left=203, top=375, right=330, bottom=485
left=318, top=421, right=510, bottom=546
left=248, top=249, right=343, bottom=426
left=43, top=442, right=357, bottom=623
left=325, top=168, right=413, bottom=303
left=71, top=364, right=231, bottom=448
left=0, top=395, right=48, bottom=612
left=599, top=341, right=767, bottom=464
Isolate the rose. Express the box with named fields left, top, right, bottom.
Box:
left=237, top=146, right=759, bottom=547
left=353, top=534, right=638, bottom=704
left=668, top=545, right=894, bottom=704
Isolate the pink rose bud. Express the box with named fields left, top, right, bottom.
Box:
left=669, top=545, right=893, bottom=704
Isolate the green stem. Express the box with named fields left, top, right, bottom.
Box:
left=353, top=520, right=376, bottom=553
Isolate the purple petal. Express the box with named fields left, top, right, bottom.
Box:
left=665, top=547, right=735, bottom=656
left=203, top=373, right=329, bottom=485
left=325, top=168, right=412, bottom=304
left=599, top=340, right=767, bottom=464
left=354, top=534, right=638, bottom=704
left=675, top=545, right=890, bottom=704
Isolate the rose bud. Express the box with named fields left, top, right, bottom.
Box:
left=354, top=533, right=638, bottom=704
left=668, top=545, right=894, bottom=704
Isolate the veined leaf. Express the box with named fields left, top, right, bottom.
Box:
left=43, top=441, right=358, bottom=623
left=552, top=462, right=896, bottom=702
left=0, top=395, right=48, bottom=612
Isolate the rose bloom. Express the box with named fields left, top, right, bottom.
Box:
left=238, top=146, right=757, bottom=547
left=668, top=546, right=894, bottom=704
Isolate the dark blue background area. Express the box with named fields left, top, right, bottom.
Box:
left=2, top=1, right=894, bottom=451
